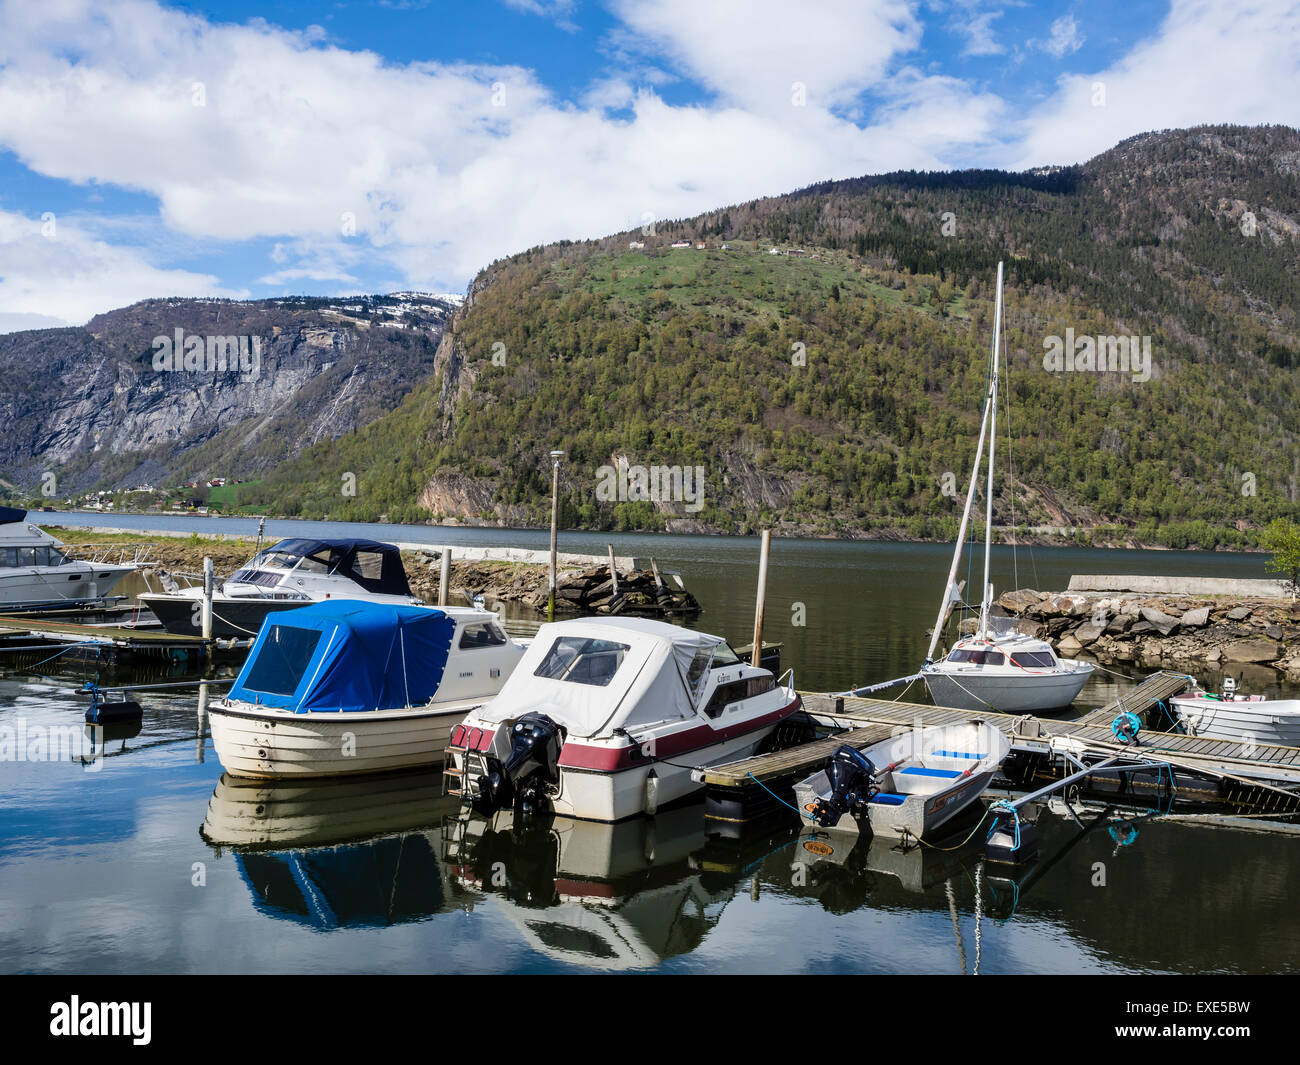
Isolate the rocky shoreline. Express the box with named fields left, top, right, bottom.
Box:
left=997, top=588, right=1300, bottom=682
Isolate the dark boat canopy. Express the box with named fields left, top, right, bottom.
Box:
left=262, top=538, right=412, bottom=597
left=0, top=507, right=26, bottom=525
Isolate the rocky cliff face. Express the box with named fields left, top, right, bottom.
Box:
left=0, top=293, right=457, bottom=492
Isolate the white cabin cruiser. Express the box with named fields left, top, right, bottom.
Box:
left=920, top=262, right=1093, bottom=713
left=139, top=537, right=423, bottom=637
left=448, top=617, right=800, bottom=823
left=1170, top=676, right=1300, bottom=747
left=208, top=600, right=526, bottom=779
left=0, top=507, right=136, bottom=610
left=923, top=622, right=1095, bottom=714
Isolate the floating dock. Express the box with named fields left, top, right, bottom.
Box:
left=0, top=614, right=222, bottom=661
left=698, top=672, right=1300, bottom=823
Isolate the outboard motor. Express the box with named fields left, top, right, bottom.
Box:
left=474, top=712, right=564, bottom=816
left=809, top=745, right=878, bottom=828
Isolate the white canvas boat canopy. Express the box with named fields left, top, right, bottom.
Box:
left=474, top=618, right=724, bottom=739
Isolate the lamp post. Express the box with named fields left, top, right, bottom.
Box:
left=548, top=450, right=565, bottom=621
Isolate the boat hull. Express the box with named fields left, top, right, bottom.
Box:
left=0, top=563, right=135, bottom=609
left=1170, top=696, right=1300, bottom=748
left=140, top=592, right=309, bottom=638
left=208, top=700, right=483, bottom=779
left=922, top=664, right=1092, bottom=714
left=454, top=693, right=801, bottom=823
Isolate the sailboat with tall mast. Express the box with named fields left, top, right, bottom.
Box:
left=920, top=261, right=1094, bottom=714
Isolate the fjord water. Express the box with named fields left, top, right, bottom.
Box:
left=3, top=516, right=1298, bottom=974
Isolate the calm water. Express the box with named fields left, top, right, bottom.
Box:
left=3, top=516, right=1296, bottom=973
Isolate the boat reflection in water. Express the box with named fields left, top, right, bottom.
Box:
left=442, top=806, right=739, bottom=970
left=201, top=770, right=462, bottom=929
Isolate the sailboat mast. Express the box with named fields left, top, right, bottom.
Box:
left=979, top=261, right=1004, bottom=636
left=923, top=291, right=998, bottom=664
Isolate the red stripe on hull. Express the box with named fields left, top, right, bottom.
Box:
left=556, top=695, right=801, bottom=772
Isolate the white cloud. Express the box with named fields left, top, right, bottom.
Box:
left=952, top=9, right=1006, bottom=57
left=1036, top=15, right=1084, bottom=58
left=0, top=207, right=245, bottom=329
left=608, top=0, right=923, bottom=112
left=1015, top=0, right=1300, bottom=168
left=0, top=0, right=985, bottom=324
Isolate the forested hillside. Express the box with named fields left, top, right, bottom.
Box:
left=104, top=127, right=1300, bottom=546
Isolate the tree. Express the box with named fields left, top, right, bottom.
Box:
left=1262, top=518, right=1300, bottom=598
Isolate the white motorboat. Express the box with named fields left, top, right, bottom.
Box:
left=792, top=719, right=1009, bottom=839
left=1169, top=676, right=1300, bottom=747
left=208, top=599, right=526, bottom=779
left=923, top=621, right=1096, bottom=715
left=138, top=536, right=424, bottom=637
left=0, top=507, right=137, bottom=610
left=920, top=262, right=1094, bottom=713
left=448, top=617, right=800, bottom=823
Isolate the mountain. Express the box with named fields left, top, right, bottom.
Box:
left=0, top=293, right=457, bottom=497
left=11, top=125, right=1300, bottom=547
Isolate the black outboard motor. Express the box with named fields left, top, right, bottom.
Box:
left=809, top=745, right=878, bottom=828
left=474, top=712, right=564, bottom=816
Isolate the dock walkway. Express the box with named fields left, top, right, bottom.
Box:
left=699, top=672, right=1300, bottom=821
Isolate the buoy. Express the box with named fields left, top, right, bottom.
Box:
left=82, top=682, right=143, bottom=727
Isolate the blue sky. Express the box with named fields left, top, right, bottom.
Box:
left=1, top=0, right=1296, bottom=331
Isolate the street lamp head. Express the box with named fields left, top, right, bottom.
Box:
left=549, top=450, right=565, bottom=462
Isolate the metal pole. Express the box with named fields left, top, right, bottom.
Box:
left=751, top=529, right=770, bottom=667
left=438, top=548, right=451, bottom=607
left=201, top=557, right=214, bottom=646
left=548, top=451, right=564, bottom=622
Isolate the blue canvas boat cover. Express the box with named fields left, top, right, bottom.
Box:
left=227, top=601, right=456, bottom=713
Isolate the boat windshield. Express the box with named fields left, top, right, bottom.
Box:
left=534, top=636, right=630, bottom=687
left=1, top=546, right=70, bottom=568
left=947, top=648, right=1006, bottom=665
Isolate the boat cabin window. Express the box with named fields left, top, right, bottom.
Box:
left=703, top=674, right=777, bottom=717
left=946, top=648, right=1005, bottom=665
left=241, top=624, right=323, bottom=696
left=534, top=636, right=630, bottom=687
left=352, top=550, right=386, bottom=581
left=1011, top=651, right=1057, bottom=668
left=294, top=550, right=334, bottom=574
left=459, top=622, right=508, bottom=649
left=685, top=646, right=714, bottom=700
left=5, top=546, right=71, bottom=566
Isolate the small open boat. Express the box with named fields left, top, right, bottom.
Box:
left=792, top=720, right=1009, bottom=839
left=1169, top=676, right=1300, bottom=747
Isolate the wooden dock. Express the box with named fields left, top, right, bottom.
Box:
left=699, top=671, right=1300, bottom=822
left=0, top=614, right=212, bottom=660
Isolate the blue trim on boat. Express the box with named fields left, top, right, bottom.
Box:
left=899, top=766, right=964, bottom=778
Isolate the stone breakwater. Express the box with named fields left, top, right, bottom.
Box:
left=997, top=588, right=1300, bottom=682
